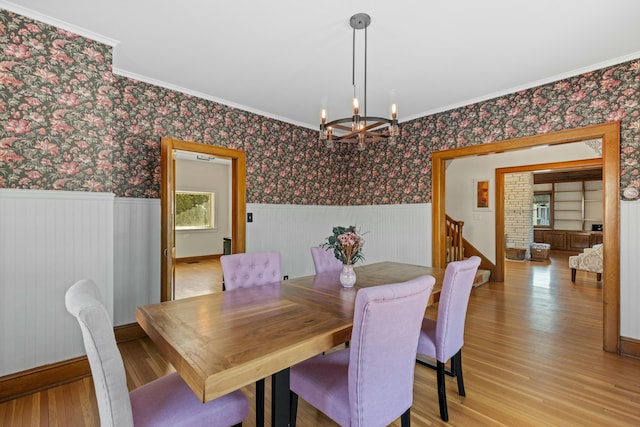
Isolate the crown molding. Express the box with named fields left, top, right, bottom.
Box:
left=0, top=1, right=119, bottom=47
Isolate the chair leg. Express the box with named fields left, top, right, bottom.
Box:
left=437, top=361, right=449, bottom=422
left=401, top=408, right=411, bottom=427
left=596, top=272, right=602, bottom=281
left=571, top=268, right=576, bottom=282
left=290, top=392, right=299, bottom=427
left=256, top=378, right=265, bottom=427
left=452, top=349, right=465, bottom=396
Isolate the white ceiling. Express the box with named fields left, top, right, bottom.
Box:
left=3, top=0, right=640, bottom=131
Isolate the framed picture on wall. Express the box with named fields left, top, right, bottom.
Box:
left=473, top=179, right=491, bottom=211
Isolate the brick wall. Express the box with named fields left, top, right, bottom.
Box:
left=504, top=172, right=533, bottom=259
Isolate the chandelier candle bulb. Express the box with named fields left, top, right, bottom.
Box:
left=392, top=103, right=397, bottom=119
left=321, top=109, right=326, bottom=124
left=353, top=98, right=359, bottom=115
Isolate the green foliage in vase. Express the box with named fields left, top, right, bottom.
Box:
left=321, top=225, right=365, bottom=265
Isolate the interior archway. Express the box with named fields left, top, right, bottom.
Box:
left=432, top=122, right=620, bottom=352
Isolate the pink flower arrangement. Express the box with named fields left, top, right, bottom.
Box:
left=322, top=226, right=365, bottom=265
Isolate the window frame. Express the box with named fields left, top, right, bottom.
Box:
left=533, top=190, right=554, bottom=229
left=175, top=190, right=216, bottom=231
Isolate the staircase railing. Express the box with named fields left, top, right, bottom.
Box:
left=445, top=215, right=464, bottom=263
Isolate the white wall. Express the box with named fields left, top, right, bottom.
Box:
left=113, top=198, right=160, bottom=325
left=0, top=190, right=114, bottom=376
left=3, top=192, right=640, bottom=377
left=446, top=141, right=600, bottom=263
left=175, top=158, right=230, bottom=258
left=245, top=203, right=433, bottom=279
left=620, top=200, right=640, bottom=338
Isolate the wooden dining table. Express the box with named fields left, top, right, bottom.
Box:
left=135, top=261, right=444, bottom=427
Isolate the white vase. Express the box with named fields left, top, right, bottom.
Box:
left=339, top=264, right=356, bottom=288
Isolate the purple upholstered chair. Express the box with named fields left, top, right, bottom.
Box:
left=220, top=251, right=281, bottom=427
left=65, top=279, right=249, bottom=427
left=289, top=275, right=436, bottom=427
left=416, top=256, right=481, bottom=422
left=310, top=246, right=343, bottom=274
left=220, top=251, right=281, bottom=290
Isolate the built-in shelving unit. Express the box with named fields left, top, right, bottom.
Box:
left=534, top=180, right=603, bottom=232
left=533, top=178, right=603, bottom=251
left=554, top=181, right=584, bottom=231
left=584, top=180, right=603, bottom=232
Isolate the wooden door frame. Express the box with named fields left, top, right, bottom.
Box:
left=432, top=122, right=620, bottom=352
left=161, top=137, right=246, bottom=301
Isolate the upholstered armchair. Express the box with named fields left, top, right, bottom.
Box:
left=569, top=243, right=603, bottom=282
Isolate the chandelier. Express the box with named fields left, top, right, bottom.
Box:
left=319, top=13, right=399, bottom=150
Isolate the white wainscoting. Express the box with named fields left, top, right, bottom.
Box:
left=246, top=203, right=433, bottom=279
left=620, top=200, right=640, bottom=339
left=113, top=198, right=161, bottom=326
left=2, top=196, right=638, bottom=377
left=0, top=189, right=114, bottom=376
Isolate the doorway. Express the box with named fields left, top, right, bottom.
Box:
left=161, top=137, right=246, bottom=302
left=172, top=152, right=230, bottom=299
left=432, top=122, right=620, bottom=352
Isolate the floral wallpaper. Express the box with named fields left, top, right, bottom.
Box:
left=1, top=10, right=639, bottom=205
left=350, top=61, right=640, bottom=204
left=111, top=81, right=334, bottom=201
left=1, top=11, right=116, bottom=192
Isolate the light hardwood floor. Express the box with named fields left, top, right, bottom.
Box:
left=174, top=257, right=223, bottom=299
left=2, top=251, right=640, bottom=426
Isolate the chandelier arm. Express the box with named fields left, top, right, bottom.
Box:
left=324, top=117, right=392, bottom=129
left=361, top=129, right=390, bottom=137
left=331, top=128, right=389, bottom=141
left=332, top=129, right=366, bottom=140
left=360, top=122, right=389, bottom=132
left=334, top=134, right=388, bottom=143
left=333, top=134, right=359, bottom=142
left=324, top=118, right=360, bottom=128
left=330, top=124, right=354, bottom=132
left=360, top=117, right=393, bottom=126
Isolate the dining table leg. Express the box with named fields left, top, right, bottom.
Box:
left=257, top=378, right=265, bottom=427
left=271, top=367, right=291, bottom=427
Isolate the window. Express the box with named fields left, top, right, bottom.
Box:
left=533, top=192, right=552, bottom=227
left=175, top=191, right=214, bottom=230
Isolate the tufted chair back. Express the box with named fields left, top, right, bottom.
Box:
left=219, top=251, right=282, bottom=425
left=220, top=252, right=282, bottom=290
left=310, top=247, right=343, bottom=274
